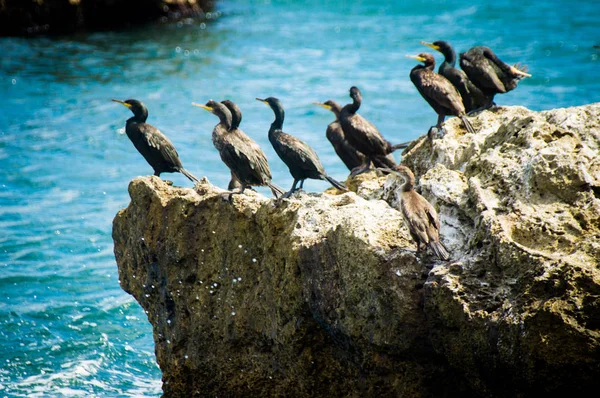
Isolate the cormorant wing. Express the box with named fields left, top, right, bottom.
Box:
left=224, top=130, right=273, bottom=181
left=417, top=73, right=465, bottom=113
left=348, top=114, right=388, bottom=150
left=277, top=132, right=324, bottom=174
left=460, top=52, right=506, bottom=93
left=137, top=123, right=182, bottom=168
left=401, top=192, right=431, bottom=245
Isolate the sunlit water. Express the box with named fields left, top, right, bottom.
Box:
left=0, top=0, right=598, bottom=395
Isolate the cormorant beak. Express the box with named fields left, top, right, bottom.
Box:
left=509, top=66, right=532, bottom=78
left=405, top=54, right=426, bottom=62
left=111, top=99, right=131, bottom=109
left=312, top=102, right=331, bottom=110
left=191, top=102, right=213, bottom=112
left=255, top=98, right=268, bottom=104
left=377, top=167, right=402, bottom=177
left=420, top=41, right=440, bottom=51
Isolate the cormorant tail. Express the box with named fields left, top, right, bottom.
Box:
left=323, top=174, right=347, bottom=192
left=266, top=181, right=286, bottom=198
left=429, top=241, right=450, bottom=261
left=180, top=168, right=200, bottom=184
left=390, top=141, right=412, bottom=151
left=461, top=116, right=476, bottom=135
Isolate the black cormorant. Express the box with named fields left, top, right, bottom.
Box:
left=459, top=46, right=531, bottom=106
left=192, top=100, right=284, bottom=198
left=421, top=40, right=492, bottom=112
left=380, top=165, right=449, bottom=260
left=407, top=53, right=476, bottom=137
left=314, top=100, right=400, bottom=172
left=256, top=97, right=346, bottom=198
left=314, top=100, right=368, bottom=171
left=338, top=86, right=409, bottom=175
left=112, top=99, right=199, bottom=183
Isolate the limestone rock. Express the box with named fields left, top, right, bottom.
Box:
left=113, top=103, right=600, bottom=397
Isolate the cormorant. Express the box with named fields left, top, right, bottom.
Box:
left=338, top=87, right=410, bottom=174
left=380, top=165, right=449, bottom=261
left=420, top=40, right=492, bottom=112
left=256, top=97, right=346, bottom=198
left=192, top=100, right=284, bottom=198
left=314, top=100, right=368, bottom=171
left=459, top=46, right=531, bottom=106
left=406, top=53, right=476, bottom=137
left=112, top=99, right=199, bottom=183
left=314, top=100, right=400, bottom=172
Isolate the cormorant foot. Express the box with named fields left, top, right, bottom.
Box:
left=350, top=165, right=371, bottom=177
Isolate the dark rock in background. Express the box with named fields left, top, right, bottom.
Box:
left=0, top=0, right=214, bottom=36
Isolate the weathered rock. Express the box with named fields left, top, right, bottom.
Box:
left=113, top=103, right=600, bottom=397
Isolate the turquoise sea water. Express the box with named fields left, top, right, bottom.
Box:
left=0, top=0, right=598, bottom=395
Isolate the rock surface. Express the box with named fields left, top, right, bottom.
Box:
left=113, top=103, right=600, bottom=397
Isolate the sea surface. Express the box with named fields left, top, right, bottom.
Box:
left=0, top=0, right=598, bottom=396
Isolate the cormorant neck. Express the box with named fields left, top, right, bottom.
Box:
left=349, top=94, right=361, bottom=113
left=442, top=46, right=456, bottom=67
left=270, top=105, right=284, bottom=131
left=400, top=173, right=415, bottom=192
left=128, top=109, right=148, bottom=124
left=218, top=111, right=233, bottom=131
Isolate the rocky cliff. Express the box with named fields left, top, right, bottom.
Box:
left=113, top=103, right=600, bottom=397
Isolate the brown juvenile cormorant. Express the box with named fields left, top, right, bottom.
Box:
left=192, top=100, right=284, bottom=198
left=380, top=165, right=449, bottom=261
left=256, top=97, right=346, bottom=198
left=338, top=87, right=410, bottom=175
left=459, top=46, right=531, bottom=106
left=407, top=53, right=476, bottom=137
left=314, top=100, right=400, bottom=172
left=420, top=41, right=492, bottom=112
left=112, top=99, right=199, bottom=183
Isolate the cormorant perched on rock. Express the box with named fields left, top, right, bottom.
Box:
left=192, top=100, right=284, bottom=198
left=314, top=100, right=368, bottom=171
left=338, top=87, right=410, bottom=175
left=256, top=97, right=346, bottom=198
left=420, top=41, right=492, bottom=112
left=112, top=99, right=199, bottom=183
left=314, top=100, right=400, bottom=172
left=459, top=46, right=531, bottom=106
left=407, top=53, right=476, bottom=137
left=380, top=165, right=449, bottom=260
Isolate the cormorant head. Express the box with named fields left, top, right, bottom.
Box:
left=406, top=53, right=435, bottom=67
left=112, top=98, right=148, bottom=121
left=349, top=86, right=362, bottom=101
left=221, top=100, right=242, bottom=129
left=313, top=100, right=342, bottom=114
left=421, top=40, right=454, bottom=59
left=192, top=100, right=233, bottom=127
left=256, top=97, right=283, bottom=112
left=377, top=165, right=415, bottom=187
left=256, top=97, right=285, bottom=124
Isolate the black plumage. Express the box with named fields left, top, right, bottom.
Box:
left=407, top=53, right=476, bottom=136
left=256, top=97, right=346, bottom=198
left=459, top=46, right=531, bottom=106
left=314, top=100, right=368, bottom=171
left=192, top=100, right=284, bottom=198
left=421, top=41, right=492, bottom=112
left=112, top=99, right=199, bottom=183
left=315, top=100, right=399, bottom=172
left=338, top=87, right=409, bottom=174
